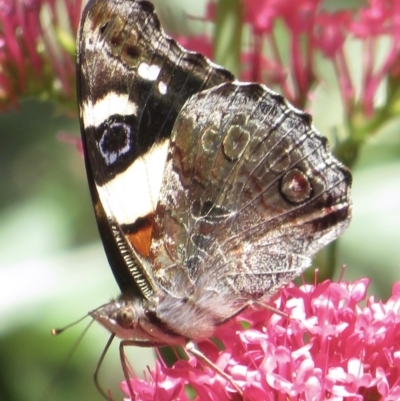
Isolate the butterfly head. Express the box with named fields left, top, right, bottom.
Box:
left=89, top=297, right=144, bottom=339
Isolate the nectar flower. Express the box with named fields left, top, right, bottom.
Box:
left=122, top=278, right=400, bottom=401
left=0, top=0, right=81, bottom=108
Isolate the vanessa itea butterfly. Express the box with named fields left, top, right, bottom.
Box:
left=76, top=0, right=352, bottom=396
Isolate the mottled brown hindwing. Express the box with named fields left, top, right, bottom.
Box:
left=151, top=83, right=351, bottom=300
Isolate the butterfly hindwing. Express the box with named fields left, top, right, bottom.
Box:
left=150, top=82, right=351, bottom=303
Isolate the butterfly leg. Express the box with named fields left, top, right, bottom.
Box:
left=118, top=338, right=244, bottom=398
left=94, top=333, right=115, bottom=400
left=185, top=340, right=244, bottom=396
left=119, top=339, right=168, bottom=400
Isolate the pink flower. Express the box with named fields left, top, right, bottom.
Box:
left=314, top=11, right=353, bottom=58
left=188, top=0, right=400, bottom=121
left=121, top=279, right=400, bottom=401
left=0, top=0, right=81, bottom=109
left=348, top=0, right=400, bottom=116
left=3, top=0, right=400, bottom=131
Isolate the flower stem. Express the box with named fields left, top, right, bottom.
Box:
left=213, top=0, right=243, bottom=77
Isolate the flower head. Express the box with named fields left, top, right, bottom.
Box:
left=0, top=0, right=81, bottom=109
left=122, top=279, right=400, bottom=401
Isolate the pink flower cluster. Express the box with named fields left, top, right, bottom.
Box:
left=0, top=0, right=81, bottom=107
left=192, top=0, right=400, bottom=114
left=122, top=279, right=400, bottom=401
left=2, top=0, right=400, bottom=120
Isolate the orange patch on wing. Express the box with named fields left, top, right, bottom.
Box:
left=127, top=224, right=153, bottom=257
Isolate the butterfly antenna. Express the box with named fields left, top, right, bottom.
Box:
left=40, top=318, right=93, bottom=401
left=51, top=314, right=91, bottom=335
left=94, top=333, right=116, bottom=400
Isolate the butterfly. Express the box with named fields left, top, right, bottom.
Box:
left=76, top=0, right=352, bottom=397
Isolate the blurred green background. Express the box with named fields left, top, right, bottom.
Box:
left=1, top=0, right=400, bottom=400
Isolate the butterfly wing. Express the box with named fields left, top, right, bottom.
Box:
left=76, top=0, right=233, bottom=296
left=150, top=82, right=352, bottom=310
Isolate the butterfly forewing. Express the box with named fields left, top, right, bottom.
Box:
left=77, top=0, right=233, bottom=294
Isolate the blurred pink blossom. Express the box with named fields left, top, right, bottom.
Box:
left=0, top=0, right=81, bottom=108
left=192, top=0, right=400, bottom=116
